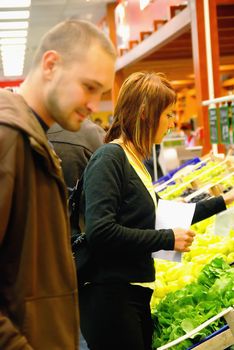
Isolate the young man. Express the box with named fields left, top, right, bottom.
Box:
left=0, top=19, right=116, bottom=349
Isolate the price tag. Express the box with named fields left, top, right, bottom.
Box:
left=219, top=105, right=230, bottom=144
left=208, top=107, right=219, bottom=144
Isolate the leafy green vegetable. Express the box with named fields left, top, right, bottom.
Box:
left=152, top=257, right=234, bottom=350
left=197, top=257, right=230, bottom=287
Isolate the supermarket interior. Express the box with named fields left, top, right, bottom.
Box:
left=1, top=1, right=234, bottom=350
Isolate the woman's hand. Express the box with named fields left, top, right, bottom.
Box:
left=173, top=228, right=195, bottom=252
left=222, top=188, right=234, bottom=206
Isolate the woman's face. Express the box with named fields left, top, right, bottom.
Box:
left=154, top=104, right=175, bottom=144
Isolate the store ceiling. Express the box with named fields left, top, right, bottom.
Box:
left=1, top=2, right=234, bottom=85
left=0, top=0, right=113, bottom=81
left=122, top=4, right=234, bottom=83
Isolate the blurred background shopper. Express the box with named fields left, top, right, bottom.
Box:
left=48, top=118, right=105, bottom=188
left=48, top=118, right=106, bottom=350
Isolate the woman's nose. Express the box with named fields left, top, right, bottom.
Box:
left=168, top=119, right=175, bottom=129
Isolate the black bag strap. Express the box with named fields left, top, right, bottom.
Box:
left=68, top=174, right=84, bottom=235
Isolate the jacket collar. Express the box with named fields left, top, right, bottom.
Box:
left=0, top=89, right=62, bottom=178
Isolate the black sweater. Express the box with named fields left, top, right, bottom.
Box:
left=83, top=144, right=226, bottom=283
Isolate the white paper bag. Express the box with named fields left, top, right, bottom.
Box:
left=153, top=199, right=196, bottom=261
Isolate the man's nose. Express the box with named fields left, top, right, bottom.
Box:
left=86, top=96, right=101, bottom=114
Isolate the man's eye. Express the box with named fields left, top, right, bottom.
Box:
left=84, top=84, right=96, bottom=92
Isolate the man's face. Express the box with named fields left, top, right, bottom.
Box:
left=44, top=45, right=115, bottom=131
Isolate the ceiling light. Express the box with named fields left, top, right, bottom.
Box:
left=0, top=11, right=30, bottom=20
left=0, top=0, right=31, bottom=7
left=0, top=21, right=29, bottom=30
left=0, top=30, right=28, bottom=38
left=1, top=45, right=26, bottom=56
left=0, top=37, right=27, bottom=45
left=1, top=45, right=26, bottom=76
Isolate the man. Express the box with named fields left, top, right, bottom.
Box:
left=0, top=19, right=116, bottom=349
left=48, top=118, right=105, bottom=188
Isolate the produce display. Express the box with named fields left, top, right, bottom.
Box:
left=151, top=215, right=234, bottom=308
left=151, top=155, right=234, bottom=349
left=183, top=212, right=234, bottom=263
left=156, top=159, right=234, bottom=200
left=151, top=259, right=201, bottom=308
left=213, top=172, right=234, bottom=193
left=188, top=192, right=211, bottom=203
left=183, top=229, right=234, bottom=266
left=152, top=257, right=234, bottom=350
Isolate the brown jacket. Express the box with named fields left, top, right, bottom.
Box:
left=0, top=89, right=79, bottom=349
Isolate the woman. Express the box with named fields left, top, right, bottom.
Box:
left=79, top=72, right=233, bottom=350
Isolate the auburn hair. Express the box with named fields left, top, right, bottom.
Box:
left=105, top=71, right=176, bottom=159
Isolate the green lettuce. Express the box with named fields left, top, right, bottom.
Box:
left=152, top=257, right=234, bottom=350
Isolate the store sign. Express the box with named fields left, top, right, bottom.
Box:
left=208, top=107, right=219, bottom=144
left=219, top=105, right=230, bottom=144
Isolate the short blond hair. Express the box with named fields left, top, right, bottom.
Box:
left=32, top=19, right=116, bottom=67
left=105, top=72, right=176, bottom=159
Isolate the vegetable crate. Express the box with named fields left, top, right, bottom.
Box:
left=157, top=307, right=234, bottom=350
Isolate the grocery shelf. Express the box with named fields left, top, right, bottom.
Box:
left=190, top=328, right=234, bottom=350
left=155, top=157, right=233, bottom=200
left=154, top=159, right=207, bottom=194
left=157, top=307, right=234, bottom=350
left=183, top=183, right=212, bottom=203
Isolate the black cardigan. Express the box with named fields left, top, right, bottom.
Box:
left=83, top=144, right=226, bottom=283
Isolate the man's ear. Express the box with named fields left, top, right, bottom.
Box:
left=42, top=50, right=60, bottom=80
